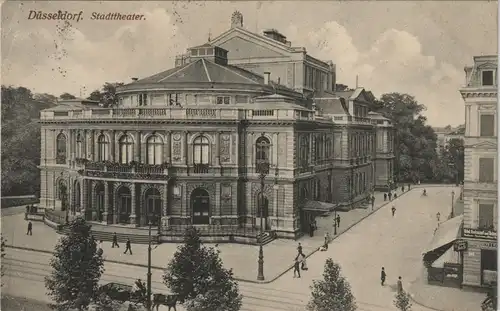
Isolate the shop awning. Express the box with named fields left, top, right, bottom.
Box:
left=302, top=200, right=337, bottom=213
left=431, top=246, right=459, bottom=268
left=425, top=215, right=463, bottom=254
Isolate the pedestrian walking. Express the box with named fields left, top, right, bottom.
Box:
left=401, top=185, right=405, bottom=192
left=124, top=238, right=133, bottom=255
left=293, top=258, right=301, bottom=278
left=397, top=276, right=403, bottom=293
left=383, top=193, right=387, bottom=201
left=309, top=220, right=315, bottom=237
left=26, top=221, right=33, bottom=235
left=391, top=206, right=396, bottom=217
left=112, top=232, right=120, bottom=248
left=394, top=193, right=398, bottom=199
left=324, top=232, right=330, bottom=245
left=297, top=243, right=303, bottom=256
left=336, top=214, right=340, bottom=228
left=380, top=267, right=386, bottom=286
left=301, top=255, right=308, bottom=271
left=408, top=183, right=411, bottom=190
left=388, top=192, right=392, bottom=200
left=436, top=212, right=441, bottom=222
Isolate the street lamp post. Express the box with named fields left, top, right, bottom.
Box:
left=147, top=217, right=153, bottom=311
left=256, top=159, right=269, bottom=281
left=333, top=206, right=338, bottom=235
left=451, top=191, right=455, bottom=219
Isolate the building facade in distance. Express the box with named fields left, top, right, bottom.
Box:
left=39, top=12, right=395, bottom=242
left=459, top=55, right=497, bottom=288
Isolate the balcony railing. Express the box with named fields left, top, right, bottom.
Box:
left=463, top=227, right=497, bottom=240
left=192, top=163, right=209, bottom=174
left=83, top=161, right=169, bottom=180
left=40, top=107, right=315, bottom=122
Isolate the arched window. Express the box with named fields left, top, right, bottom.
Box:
left=255, top=136, right=271, bottom=163
left=97, top=134, right=109, bottom=161
left=147, top=135, right=163, bottom=165
left=193, top=136, right=210, bottom=164
left=76, top=134, right=83, bottom=159
left=119, top=135, right=134, bottom=164
left=56, top=133, right=67, bottom=164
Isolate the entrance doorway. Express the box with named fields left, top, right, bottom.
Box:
left=256, top=194, right=270, bottom=230
left=481, top=249, right=497, bottom=286
left=117, top=187, right=132, bottom=224
left=191, top=188, right=210, bottom=225
left=145, top=188, right=162, bottom=226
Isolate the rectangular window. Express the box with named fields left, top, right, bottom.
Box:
left=138, top=93, right=148, bottom=106
left=482, top=70, right=494, bottom=86
left=479, top=158, right=495, bottom=183
left=478, top=203, right=495, bottom=230
left=480, top=114, right=495, bottom=137
left=216, top=96, right=230, bottom=105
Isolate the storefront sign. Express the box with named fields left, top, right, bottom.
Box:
left=463, top=228, right=497, bottom=240
left=454, top=239, right=468, bottom=252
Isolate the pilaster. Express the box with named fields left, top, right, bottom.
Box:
left=103, top=181, right=109, bottom=223
left=183, top=131, right=188, bottom=164
left=165, top=131, right=171, bottom=163
left=216, top=131, right=221, bottom=165
left=130, top=183, right=136, bottom=224
left=134, top=132, right=141, bottom=162
left=111, top=130, right=116, bottom=162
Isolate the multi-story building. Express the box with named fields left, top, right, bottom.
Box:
left=38, top=11, right=394, bottom=242
left=459, top=55, right=497, bottom=288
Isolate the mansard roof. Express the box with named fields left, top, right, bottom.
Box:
left=314, top=97, right=349, bottom=115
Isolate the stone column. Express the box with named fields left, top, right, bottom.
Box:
left=80, top=179, right=85, bottom=215
left=130, top=183, right=136, bottom=225
left=134, top=132, right=141, bottom=162
left=215, top=131, right=221, bottom=165
left=273, top=185, right=279, bottom=218
left=165, top=131, right=171, bottom=163
left=111, top=130, right=116, bottom=162
left=184, top=131, right=189, bottom=164
left=103, top=181, right=109, bottom=223
left=90, top=181, right=97, bottom=221
left=273, top=133, right=278, bottom=166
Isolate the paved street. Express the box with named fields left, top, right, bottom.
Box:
left=3, top=186, right=469, bottom=311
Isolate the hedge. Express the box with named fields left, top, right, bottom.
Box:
left=1, top=197, right=40, bottom=208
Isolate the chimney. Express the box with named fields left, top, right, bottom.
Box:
left=264, top=72, right=270, bottom=85
left=131, top=77, right=138, bottom=82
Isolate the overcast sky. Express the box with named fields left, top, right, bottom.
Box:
left=2, top=1, right=497, bottom=126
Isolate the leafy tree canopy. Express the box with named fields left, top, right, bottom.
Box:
left=163, top=227, right=242, bottom=311
left=59, top=93, right=77, bottom=100
left=394, top=291, right=412, bottom=311
left=373, top=92, right=440, bottom=182
left=307, top=258, right=357, bottom=311
left=86, top=82, right=124, bottom=107
left=45, top=218, right=104, bottom=311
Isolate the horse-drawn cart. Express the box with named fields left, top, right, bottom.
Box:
left=98, top=282, right=178, bottom=311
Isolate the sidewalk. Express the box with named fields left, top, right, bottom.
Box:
left=408, top=267, right=485, bottom=311
left=1, top=185, right=426, bottom=283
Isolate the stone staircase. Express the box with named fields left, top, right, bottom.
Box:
left=58, top=223, right=159, bottom=245
left=256, top=231, right=276, bottom=246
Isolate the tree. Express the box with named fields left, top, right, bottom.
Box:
left=59, top=93, right=77, bottom=100
left=87, top=90, right=103, bottom=102
left=394, top=290, right=412, bottom=311
left=307, top=258, right=357, bottom=311
left=442, top=138, right=465, bottom=184
left=163, top=227, right=242, bottom=311
left=373, top=93, right=440, bottom=183
left=45, top=218, right=104, bottom=311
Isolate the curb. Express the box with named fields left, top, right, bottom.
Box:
left=407, top=291, right=445, bottom=311
left=6, top=185, right=457, bottom=285
left=254, top=186, right=418, bottom=284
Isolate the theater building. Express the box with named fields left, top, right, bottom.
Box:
left=38, top=12, right=394, bottom=242
left=460, top=55, right=497, bottom=287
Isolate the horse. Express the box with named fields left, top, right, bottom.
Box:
left=151, top=293, right=178, bottom=311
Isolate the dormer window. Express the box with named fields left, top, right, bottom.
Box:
left=206, top=48, right=214, bottom=55
left=482, top=70, right=494, bottom=86
left=191, top=49, right=198, bottom=56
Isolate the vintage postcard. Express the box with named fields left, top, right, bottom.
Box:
left=1, top=1, right=498, bottom=311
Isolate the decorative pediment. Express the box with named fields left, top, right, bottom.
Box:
left=477, top=62, right=497, bottom=70
left=211, top=28, right=291, bottom=60
left=478, top=105, right=496, bottom=111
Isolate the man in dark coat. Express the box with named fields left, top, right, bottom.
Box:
left=336, top=214, right=340, bottom=227
left=381, top=267, right=386, bottom=286
left=293, top=259, right=301, bottom=278
left=112, top=232, right=119, bottom=248
left=124, top=238, right=132, bottom=255
left=388, top=192, right=392, bottom=200
left=391, top=206, right=396, bottom=217
left=384, top=193, right=387, bottom=201
left=297, top=243, right=303, bottom=256
left=26, top=221, right=33, bottom=235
